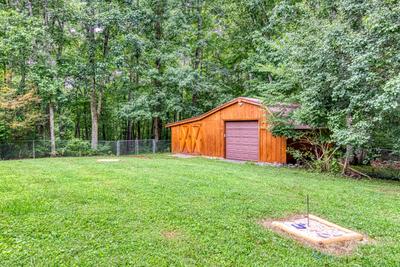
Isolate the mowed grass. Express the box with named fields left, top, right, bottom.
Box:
left=0, top=155, right=399, bottom=266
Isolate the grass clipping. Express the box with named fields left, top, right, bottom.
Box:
left=260, top=214, right=368, bottom=255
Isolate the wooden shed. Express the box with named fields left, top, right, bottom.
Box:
left=166, top=97, right=307, bottom=164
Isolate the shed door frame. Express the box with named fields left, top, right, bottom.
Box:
left=223, top=120, right=260, bottom=161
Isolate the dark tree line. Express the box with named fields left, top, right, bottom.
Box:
left=0, top=0, right=399, bottom=156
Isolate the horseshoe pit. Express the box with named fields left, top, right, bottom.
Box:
left=261, top=214, right=366, bottom=254
left=96, top=159, right=121, bottom=163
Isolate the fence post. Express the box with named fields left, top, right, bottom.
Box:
left=32, top=140, right=35, bottom=159
left=152, top=139, right=156, bottom=153
left=135, top=139, right=139, bottom=154
left=116, top=140, right=120, bottom=156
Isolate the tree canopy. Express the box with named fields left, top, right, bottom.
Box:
left=0, top=0, right=399, bottom=154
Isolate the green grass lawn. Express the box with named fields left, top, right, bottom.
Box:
left=0, top=155, right=399, bottom=266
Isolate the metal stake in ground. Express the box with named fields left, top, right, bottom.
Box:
left=306, top=194, right=310, bottom=227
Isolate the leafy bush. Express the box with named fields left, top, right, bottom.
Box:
left=311, top=157, right=341, bottom=173
left=59, top=139, right=91, bottom=156
left=59, top=139, right=112, bottom=156
left=33, top=141, right=51, bottom=157
left=90, top=143, right=112, bottom=156
left=352, top=165, right=400, bottom=181
left=287, top=147, right=341, bottom=173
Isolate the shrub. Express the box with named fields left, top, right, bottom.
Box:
left=59, top=139, right=91, bottom=156
left=287, top=146, right=341, bottom=174
left=352, top=165, right=400, bottom=181
left=59, top=139, right=113, bottom=156
left=89, top=143, right=112, bottom=156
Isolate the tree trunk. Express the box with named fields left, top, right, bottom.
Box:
left=3, top=63, right=6, bottom=84
left=102, top=123, right=106, bottom=140
left=192, top=0, right=203, bottom=107
left=137, top=123, right=141, bottom=140
left=75, top=114, right=81, bottom=138
left=355, top=149, right=366, bottom=164
left=43, top=0, right=49, bottom=25
left=127, top=120, right=132, bottom=140
left=268, top=74, right=273, bottom=83
left=90, top=87, right=98, bottom=149
left=49, top=103, right=56, bottom=157
left=152, top=1, right=164, bottom=141
left=127, top=88, right=133, bottom=140
left=342, top=113, right=354, bottom=174
left=19, top=64, right=26, bottom=91
left=86, top=21, right=103, bottom=149
left=84, top=106, right=89, bottom=140
left=27, top=1, right=33, bottom=16
left=153, top=117, right=162, bottom=141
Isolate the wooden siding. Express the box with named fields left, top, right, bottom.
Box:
left=169, top=100, right=287, bottom=163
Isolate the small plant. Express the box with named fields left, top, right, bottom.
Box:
left=268, top=111, right=341, bottom=173
left=59, top=139, right=112, bottom=156
left=352, top=164, right=400, bottom=181
left=60, top=139, right=91, bottom=156
left=287, top=145, right=340, bottom=173
left=89, top=143, right=112, bottom=156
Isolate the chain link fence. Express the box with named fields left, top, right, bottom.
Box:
left=0, top=139, right=171, bottom=160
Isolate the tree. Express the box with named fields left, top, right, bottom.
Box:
left=0, top=0, right=398, bottom=163
left=267, top=0, right=400, bottom=170
left=77, top=0, right=121, bottom=148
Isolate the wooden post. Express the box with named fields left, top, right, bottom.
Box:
left=135, top=139, right=139, bottom=154
left=116, top=140, right=120, bottom=156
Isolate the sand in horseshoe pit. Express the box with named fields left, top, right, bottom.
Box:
left=261, top=214, right=367, bottom=255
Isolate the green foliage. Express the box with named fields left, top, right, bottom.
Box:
left=287, top=142, right=341, bottom=173
left=0, top=121, right=10, bottom=142
left=311, top=155, right=341, bottom=173
left=353, top=165, right=400, bottom=181
left=271, top=0, right=400, bottom=150
left=59, top=138, right=91, bottom=156
left=93, top=143, right=113, bottom=156
left=59, top=138, right=111, bottom=156
left=268, top=114, right=301, bottom=139
left=0, top=0, right=398, bottom=153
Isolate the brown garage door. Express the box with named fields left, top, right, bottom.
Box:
left=225, top=121, right=259, bottom=161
